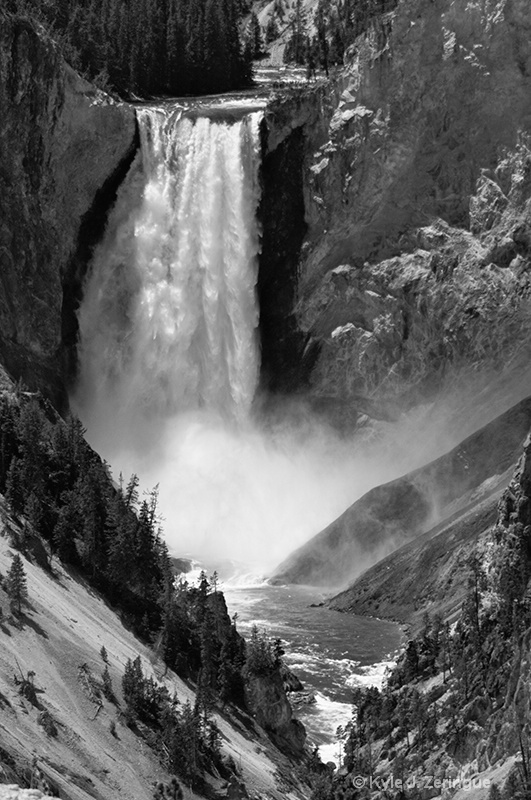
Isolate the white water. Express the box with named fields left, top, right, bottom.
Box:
left=75, top=107, right=262, bottom=436
left=222, top=582, right=402, bottom=765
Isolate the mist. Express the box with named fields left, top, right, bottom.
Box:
left=71, top=104, right=531, bottom=579
left=75, top=404, right=399, bottom=571
left=74, top=369, right=531, bottom=576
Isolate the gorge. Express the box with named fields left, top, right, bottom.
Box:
left=3, top=0, right=531, bottom=798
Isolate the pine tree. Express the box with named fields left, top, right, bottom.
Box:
left=6, top=553, right=28, bottom=614
left=314, top=2, right=329, bottom=74
left=5, top=457, right=24, bottom=516
left=0, top=396, right=17, bottom=493
left=283, top=0, right=308, bottom=64
left=52, top=493, right=80, bottom=564
left=122, top=656, right=145, bottom=717
left=102, top=664, right=114, bottom=701
left=247, top=12, right=265, bottom=58
left=265, top=15, right=279, bottom=44
left=24, top=492, right=43, bottom=535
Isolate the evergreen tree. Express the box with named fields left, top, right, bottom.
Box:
left=122, top=656, right=145, bottom=718
left=314, top=3, right=329, bottom=74
left=5, top=457, right=24, bottom=516
left=102, top=664, right=114, bottom=701
left=52, top=492, right=81, bottom=564
left=265, top=15, right=279, bottom=44
left=247, top=12, right=265, bottom=58
left=283, top=0, right=308, bottom=64
left=6, top=553, right=28, bottom=614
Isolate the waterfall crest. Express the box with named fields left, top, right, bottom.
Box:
left=75, top=106, right=262, bottom=438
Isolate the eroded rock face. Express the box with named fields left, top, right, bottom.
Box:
left=244, top=669, right=306, bottom=756
left=0, top=16, right=136, bottom=408
left=264, top=0, right=531, bottom=422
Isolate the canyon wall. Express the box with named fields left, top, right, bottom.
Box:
left=0, top=15, right=136, bottom=410
left=272, top=395, right=531, bottom=587
left=263, top=0, right=531, bottom=426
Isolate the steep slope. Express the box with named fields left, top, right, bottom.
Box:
left=0, top=13, right=136, bottom=409
left=272, top=396, right=531, bottom=587
left=329, top=496, right=499, bottom=629
left=0, top=510, right=308, bottom=800
left=260, top=0, right=531, bottom=433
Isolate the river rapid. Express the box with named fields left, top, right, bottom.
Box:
left=222, top=581, right=403, bottom=764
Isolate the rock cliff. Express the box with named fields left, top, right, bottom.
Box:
left=244, top=668, right=306, bottom=757
left=262, top=0, right=531, bottom=426
left=0, top=14, right=136, bottom=410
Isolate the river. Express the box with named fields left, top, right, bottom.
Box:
left=223, top=581, right=403, bottom=764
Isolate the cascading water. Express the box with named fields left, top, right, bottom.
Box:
left=72, top=102, right=444, bottom=570
left=75, top=106, right=262, bottom=441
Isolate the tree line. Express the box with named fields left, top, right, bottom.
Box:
left=4, top=0, right=400, bottom=96
left=122, top=653, right=224, bottom=792
left=5, top=0, right=253, bottom=97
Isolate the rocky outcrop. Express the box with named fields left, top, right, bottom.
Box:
left=262, top=0, right=531, bottom=425
left=273, top=395, right=531, bottom=587
left=244, top=668, right=306, bottom=756
left=0, top=15, right=136, bottom=409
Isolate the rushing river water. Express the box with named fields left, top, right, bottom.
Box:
left=223, top=582, right=403, bottom=763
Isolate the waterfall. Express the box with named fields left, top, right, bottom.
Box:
left=74, top=106, right=262, bottom=441
left=72, top=102, right=404, bottom=570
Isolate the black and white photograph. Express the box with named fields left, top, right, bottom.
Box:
left=1, top=0, right=531, bottom=798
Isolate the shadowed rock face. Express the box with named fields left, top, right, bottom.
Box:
left=272, top=396, right=531, bottom=588
left=0, top=16, right=136, bottom=409
left=258, top=126, right=311, bottom=393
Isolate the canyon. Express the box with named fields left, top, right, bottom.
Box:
left=3, top=0, right=531, bottom=798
